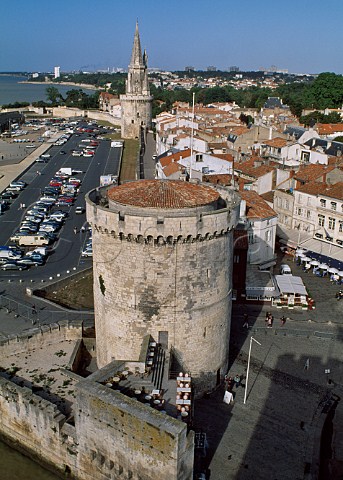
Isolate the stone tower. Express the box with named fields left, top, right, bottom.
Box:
left=120, top=22, right=153, bottom=139
left=86, top=180, right=240, bottom=395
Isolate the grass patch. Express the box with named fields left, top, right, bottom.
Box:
left=43, top=270, right=94, bottom=310
left=119, top=138, right=139, bottom=182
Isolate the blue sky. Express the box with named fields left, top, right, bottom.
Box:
left=1, top=0, right=343, bottom=74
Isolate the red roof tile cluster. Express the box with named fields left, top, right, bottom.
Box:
left=235, top=157, right=277, bottom=178
left=159, top=149, right=192, bottom=168
left=315, top=124, right=343, bottom=135
left=228, top=126, right=250, bottom=136
left=294, top=164, right=335, bottom=182
left=240, top=190, right=277, bottom=219
left=108, top=180, right=220, bottom=209
left=262, top=137, right=288, bottom=148
left=203, top=174, right=232, bottom=185
left=295, top=181, right=343, bottom=200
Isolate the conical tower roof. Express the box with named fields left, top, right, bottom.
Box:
left=130, top=21, right=143, bottom=67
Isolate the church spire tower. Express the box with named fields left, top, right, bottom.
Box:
left=120, top=21, right=152, bottom=138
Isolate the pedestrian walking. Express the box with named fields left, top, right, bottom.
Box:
left=73, top=227, right=77, bottom=234
left=265, top=311, right=270, bottom=324
left=31, top=304, right=37, bottom=315
left=242, top=313, right=249, bottom=329
left=280, top=316, right=286, bottom=326
left=304, top=358, right=310, bottom=370
left=267, top=314, right=273, bottom=328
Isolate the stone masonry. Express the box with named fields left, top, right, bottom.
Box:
left=86, top=180, right=240, bottom=395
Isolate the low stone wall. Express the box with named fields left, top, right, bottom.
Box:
left=0, top=320, right=83, bottom=359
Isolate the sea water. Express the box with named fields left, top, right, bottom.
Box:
left=0, top=75, right=96, bottom=106
left=0, top=439, right=60, bottom=479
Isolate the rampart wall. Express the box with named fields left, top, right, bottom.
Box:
left=0, top=324, right=194, bottom=480
left=75, top=381, right=194, bottom=480
left=0, top=320, right=83, bottom=360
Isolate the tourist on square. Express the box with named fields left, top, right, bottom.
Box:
left=280, top=316, right=286, bottom=326
left=267, top=314, right=273, bottom=328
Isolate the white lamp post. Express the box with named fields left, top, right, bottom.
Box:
left=244, top=336, right=261, bottom=405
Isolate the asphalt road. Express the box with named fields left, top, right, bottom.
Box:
left=0, top=132, right=121, bottom=283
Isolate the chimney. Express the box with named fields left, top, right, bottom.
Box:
left=289, top=169, right=295, bottom=178
left=269, top=126, right=273, bottom=140
left=238, top=178, right=245, bottom=192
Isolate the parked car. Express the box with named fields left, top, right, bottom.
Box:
left=1, top=261, right=28, bottom=271
left=280, top=264, right=292, bottom=275
left=81, top=248, right=93, bottom=257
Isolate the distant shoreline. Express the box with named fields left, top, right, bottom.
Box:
left=19, top=80, right=101, bottom=91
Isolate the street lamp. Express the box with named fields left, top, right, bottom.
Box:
left=244, top=336, right=261, bottom=405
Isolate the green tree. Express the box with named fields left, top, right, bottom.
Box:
left=46, top=86, right=63, bottom=104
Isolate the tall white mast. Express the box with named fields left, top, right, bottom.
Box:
left=189, top=92, right=195, bottom=180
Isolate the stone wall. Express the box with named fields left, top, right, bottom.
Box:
left=0, top=374, right=77, bottom=477
left=75, top=381, right=194, bottom=480
left=0, top=320, right=83, bottom=360
left=120, top=94, right=153, bottom=138
left=0, top=322, right=195, bottom=480
left=51, top=107, right=120, bottom=126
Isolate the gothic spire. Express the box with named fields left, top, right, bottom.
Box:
left=130, top=20, right=143, bottom=67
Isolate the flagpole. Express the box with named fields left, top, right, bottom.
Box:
left=189, top=92, right=195, bottom=180
left=244, top=336, right=261, bottom=405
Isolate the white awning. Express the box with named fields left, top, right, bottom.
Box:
left=274, top=275, right=308, bottom=296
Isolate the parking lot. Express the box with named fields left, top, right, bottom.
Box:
left=0, top=120, right=121, bottom=281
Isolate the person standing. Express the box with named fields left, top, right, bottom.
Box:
left=233, top=374, right=241, bottom=388
left=243, top=313, right=249, bottom=329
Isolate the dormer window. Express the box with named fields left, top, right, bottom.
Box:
left=320, top=199, right=326, bottom=208
left=331, top=202, right=337, bottom=211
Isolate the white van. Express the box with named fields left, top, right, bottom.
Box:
left=280, top=264, right=292, bottom=275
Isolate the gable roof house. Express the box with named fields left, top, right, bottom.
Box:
left=234, top=157, right=278, bottom=194
left=227, top=124, right=288, bottom=156
left=239, top=190, right=278, bottom=266
left=155, top=149, right=233, bottom=181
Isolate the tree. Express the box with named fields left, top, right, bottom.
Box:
left=46, top=86, right=63, bottom=104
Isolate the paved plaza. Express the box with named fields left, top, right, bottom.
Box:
left=193, top=251, right=343, bottom=479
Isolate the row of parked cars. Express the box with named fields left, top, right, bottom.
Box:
left=10, top=170, right=83, bottom=247
left=0, top=245, right=49, bottom=270
left=72, top=138, right=99, bottom=157
left=0, top=180, right=27, bottom=207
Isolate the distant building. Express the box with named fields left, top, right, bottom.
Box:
left=229, top=66, right=240, bottom=72
left=54, top=66, right=60, bottom=79
left=185, top=66, right=195, bottom=72
left=207, top=66, right=217, bottom=71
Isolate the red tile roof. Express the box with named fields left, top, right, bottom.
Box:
left=262, top=137, right=288, bottom=148
left=163, top=162, right=184, bottom=178
left=294, top=164, right=335, bottom=183
left=108, top=180, right=220, bottom=209
left=315, top=124, right=343, bottom=135
left=240, top=190, right=277, bottom=219
left=203, top=174, right=232, bottom=185
left=295, top=181, right=343, bottom=200
left=159, top=149, right=192, bottom=168
left=235, top=157, right=276, bottom=178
